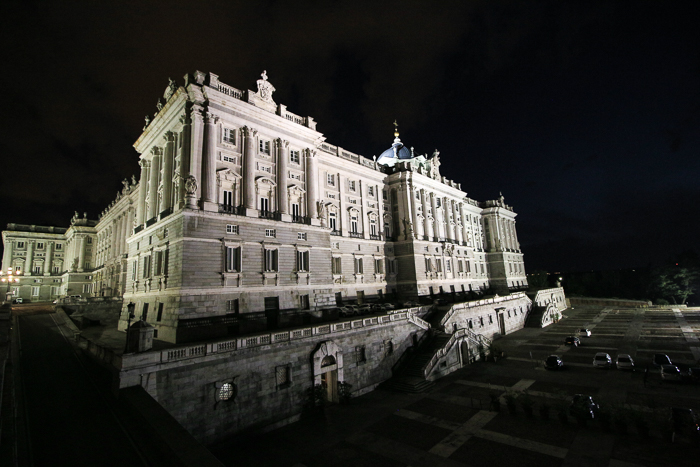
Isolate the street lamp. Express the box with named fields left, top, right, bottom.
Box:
left=1, top=267, right=20, bottom=304
left=123, top=302, right=136, bottom=353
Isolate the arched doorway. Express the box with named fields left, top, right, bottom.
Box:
left=312, top=341, right=344, bottom=404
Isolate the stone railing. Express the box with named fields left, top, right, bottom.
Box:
left=121, top=308, right=425, bottom=370
left=216, top=82, right=243, bottom=100
left=439, top=292, right=529, bottom=329
left=422, top=327, right=491, bottom=378
left=533, top=287, right=566, bottom=311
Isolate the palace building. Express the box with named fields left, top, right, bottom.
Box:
left=2, top=71, right=527, bottom=344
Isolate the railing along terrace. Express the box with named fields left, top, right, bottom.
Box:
left=330, top=230, right=342, bottom=236
left=121, top=307, right=431, bottom=369
left=438, top=292, right=530, bottom=329
left=217, top=82, right=243, bottom=99
left=349, top=231, right=363, bottom=238
left=219, top=204, right=245, bottom=215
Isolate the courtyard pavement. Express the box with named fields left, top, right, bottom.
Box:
left=210, top=304, right=700, bottom=467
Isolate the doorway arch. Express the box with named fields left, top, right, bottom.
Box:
left=312, top=341, right=344, bottom=403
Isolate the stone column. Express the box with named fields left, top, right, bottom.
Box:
left=161, top=132, right=175, bottom=214
left=25, top=241, right=34, bottom=275
left=376, top=184, right=384, bottom=238
left=2, top=240, right=12, bottom=271
left=512, top=221, right=520, bottom=251
left=420, top=189, right=429, bottom=240
left=306, top=149, right=319, bottom=224
left=277, top=139, right=289, bottom=219
left=360, top=180, right=368, bottom=238
left=189, top=107, right=205, bottom=205
left=136, top=159, right=148, bottom=226
left=202, top=113, right=218, bottom=211
left=147, top=149, right=161, bottom=220
left=115, top=219, right=122, bottom=259
left=179, top=114, right=192, bottom=207
left=408, top=182, right=418, bottom=240
left=430, top=193, right=439, bottom=240
left=243, top=127, right=257, bottom=212
left=122, top=209, right=131, bottom=255
left=452, top=200, right=460, bottom=242
left=77, top=236, right=86, bottom=272
left=44, top=242, right=53, bottom=275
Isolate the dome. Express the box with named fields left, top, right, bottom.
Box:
left=376, top=137, right=412, bottom=166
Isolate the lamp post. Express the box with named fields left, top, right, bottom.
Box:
left=123, top=301, right=135, bottom=353
left=1, top=267, right=20, bottom=304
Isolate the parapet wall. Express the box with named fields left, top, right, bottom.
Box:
left=118, top=311, right=428, bottom=445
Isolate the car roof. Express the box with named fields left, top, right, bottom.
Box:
left=595, top=352, right=609, bottom=356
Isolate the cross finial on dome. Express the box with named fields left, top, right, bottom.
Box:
left=393, top=120, right=399, bottom=138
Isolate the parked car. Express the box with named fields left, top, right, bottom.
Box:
left=358, top=304, right=373, bottom=315
left=12, top=298, right=23, bottom=304
left=564, top=336, right=580, bottom=346
left=578, top=328, right=592, bottom=337
left=615, top=354, right=635, bottom=371
left=544, top=355, right=564, bottom=370
left=570, top=394, right=599, bottom=419
left=383, top=303, right=396, bottom=310
left=653, top=353, right=672, bottom=367
left=593, top=352, right=612, bottom=369
left=670, top=408, right=700, bottom=442
left=660, top=364, right=683, bottom=382
left=337, top=306, right=356, bottom=317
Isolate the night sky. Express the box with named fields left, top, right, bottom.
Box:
left=1, top=0, right=699, bottom=273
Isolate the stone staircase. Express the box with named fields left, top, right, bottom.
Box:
left=384, top=331, right=451, bottom=393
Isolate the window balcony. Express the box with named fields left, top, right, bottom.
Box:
left=259, top=210, right=281, bottom=220
left=292, top=215, right=311, bottom=225
left=422, top=235, right=430, bottom=241
left=369, top=234, right=382, bottom=241
left=349, top=231, right=363, bottom=239
left=145, top=217, right=157, bottom=227
left=330, top=229, right=342, bottom=236
left=219, top=204, right=245, bottom=215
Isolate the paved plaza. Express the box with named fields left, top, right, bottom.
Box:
left=211, top=304, right=700, bottom=467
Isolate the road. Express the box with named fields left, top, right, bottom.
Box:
left=15, top=305, right=147, bottom=466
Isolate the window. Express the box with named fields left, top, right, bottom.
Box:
left=327, top=174, right=335, bottom=186
left=489, top=315, right=493, bottom=324
left=260, top=197, right=269, bottom=213
left=226, top=299, right=239, bottom=313
left=83, top=283, right=93, bottom=293
left=386, top=258, right=397, bottom=274
left=223, top=127, right=236, bottom=144
left=259, top=139, right=270, bottom=155
left=348, top=180, right=356, bottom=191
left=154, top=251, right=164, bottom=276
left=276, top=366, right=291, bottom=389
left=143, top=255, right=152, bottom=279
left=332, top=242, right=339, bottom=249
left=131, top=260, right=137, bottom=281
left=355, top=346, right=366, bottom=364
left=332, top=257, right=342, bottom=274
left=33, top=266, right=41, bottom=275
left=264, top=249, right=278, bottom=272
left=297, top=232, right=307, bottom=240
left=37, top=242, right=44, bottom=249
left=296, top=250, right=309, bottom=272
left=436, top=259, right=443, bottom=273
left=53, top=265, right=60, bottom=274
left=416, top=191, right=420, bottom=200
left=87, top=237, right=93, bottom=244
left=354, top=257, right=364, bottom=274
left=446, top=260, right=451, bottom=273
left=225, top=246, right=241, bottom=272
left=56, top=244, right=62, bottom=250
left=290, top=150, right=300, bottom=163
left=265, top=229, right=276, bottom=238
left=51, top=286, right=59, bottom=296
left=291, top=203, right=300, bottom=218
left=382, top=190, right=387, bottom=200
left=458, top=260, right=464, bottom=273
left=226, top=224, right=239, bottom=234
left=32, top=286, right=40, bottom=297
left=223, top=190, right=233, bottom=207
left=368, top=186, right=374, bottom=196
left=375, top=259, right=383, bottom=274
left=436, top=198, right=441, bottom=208
left=17, top=242, right=25, bottom=248
left=329, top=212, right=337, bottom=231
left=425, top=257, right=433, bottom=272
left=15, top=266, right=21, bottom=274
left=370, top=218, right=377, bottom=236
left=350, top=214, right=358, bottom=233
left=156, top=302, right=164, bottom=322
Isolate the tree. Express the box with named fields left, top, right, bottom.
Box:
left=651, top=266, right=699, bottom=305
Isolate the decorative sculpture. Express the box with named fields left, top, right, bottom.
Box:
left=184, top=175, right=198, bottom=196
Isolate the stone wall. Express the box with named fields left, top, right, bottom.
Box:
left=118, top=313, right=426, bottom=445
